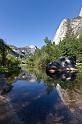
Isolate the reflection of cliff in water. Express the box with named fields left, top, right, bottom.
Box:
left=0, top=70, right=82, bottom=123
left=17, top=71, right=37, bottom=82
left=55, top=82, right=82, bottom=124
left=46, top=71, right=82, bottom=121
left=17, top=71, right=82, bottom=114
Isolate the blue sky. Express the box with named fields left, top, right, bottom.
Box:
left=0, top=0, right=82, bottom=48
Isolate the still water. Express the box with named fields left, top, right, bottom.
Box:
left=0, top=71, right=82, bottom=124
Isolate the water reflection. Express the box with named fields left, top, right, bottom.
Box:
left=46, top=71, right=82, bottom=123
left=7, top=80, right=73, bottom=124
left=0, top=70, right=82, bottom=124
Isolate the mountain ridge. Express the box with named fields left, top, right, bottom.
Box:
left=10, top=44, right=37, bottom=58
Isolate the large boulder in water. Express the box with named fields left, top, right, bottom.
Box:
left=46, top=56, right=78, bottom=74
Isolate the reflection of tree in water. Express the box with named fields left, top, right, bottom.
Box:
left=26, top=70, right=82, bottom=123
left=1, top=84, right=13, bottom=95
left=58, top=72, right=82, bottom=112
left=27, top=69, right=79, bottom=94
left=0, top=70, right=81, bottom=124
left=0, top=74, right=13, bottom=96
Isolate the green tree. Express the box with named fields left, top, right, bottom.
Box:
left=26, top=37, right=60, bottom=69
left=58, top=37, right=79, bottom=58
left=44, top=37, right=51, bottom=45
left=0, top=39, right=11, bottom=66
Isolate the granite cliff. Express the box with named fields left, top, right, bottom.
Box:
left=53, top=8, right=82, bottom=45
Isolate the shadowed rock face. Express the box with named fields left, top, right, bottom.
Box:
left=46, top=56, right=77, bottom=74
left=56, top=56, right=76, bottom=68
left=53, top=8, right=82, bottom=45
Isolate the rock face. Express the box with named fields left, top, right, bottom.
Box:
left=79, top=8, right=82, bottom=16
left=53, top=8, right=82, bottom=45
left=10, top=45, right=37, bottom=58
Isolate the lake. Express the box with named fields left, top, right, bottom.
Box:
left=0, top=70, right=82, bottom=124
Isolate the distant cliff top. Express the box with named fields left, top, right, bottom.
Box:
left=79, top=8, right=82, bottom=17
left=53, top=8, right=82, bottom=45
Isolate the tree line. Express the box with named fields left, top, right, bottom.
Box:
left=0, top=39, right=20, bottom=74
left=1, top=32, right=82, bottom=72
left=26, top=34, right=82, bottom=69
